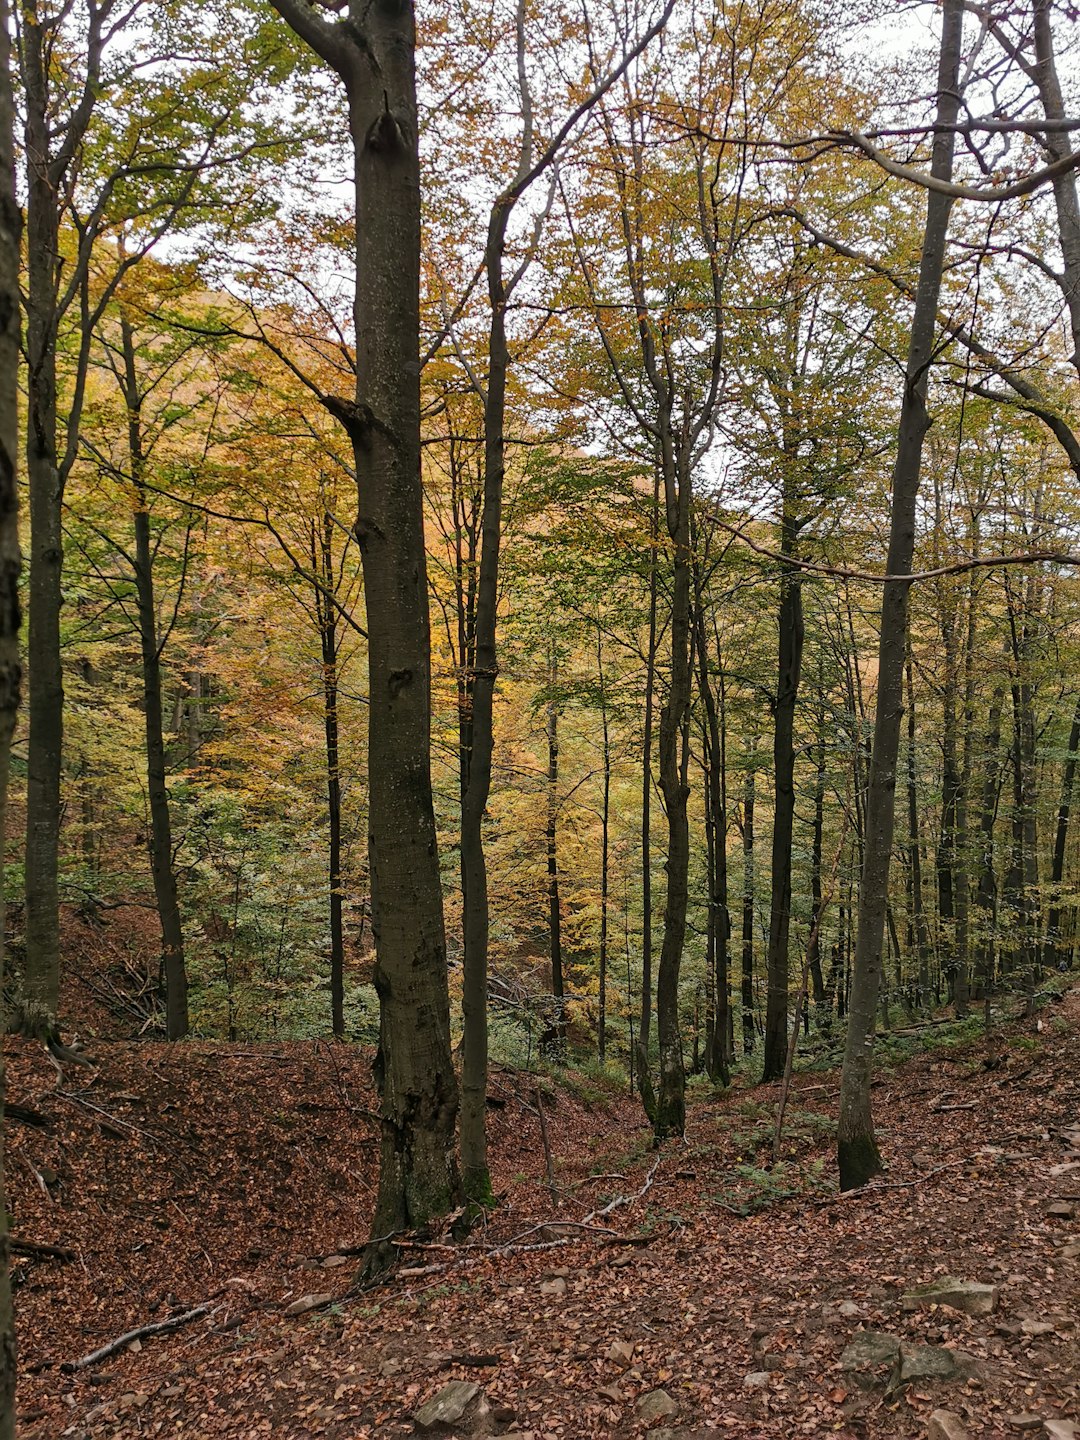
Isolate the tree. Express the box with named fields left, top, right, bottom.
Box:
left=266, top=0, right=460, bottom=1263
left=0, top=0, right=20, bottom=1418
left=837, top=0, right=964, bottom=1190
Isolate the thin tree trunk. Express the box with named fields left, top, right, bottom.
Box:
left=270, top=0, right=460, bottom=1260
left=974, top=687, right=1004, bottom=1016
left=0, top=0, right=23, bottom=1415
left=597, top=630, right=611, bottom=1065
left=120, top=317, right=189, bottom=1040
left=763, top=509, right=804, bottom=1081
left=741, top=744, right=756, bottom=1054
left=905, top=654, right=932, bottom=1004
left=543, top=650, right=565, bottom=1054
left=312, top=512, right=345, bottom=1039
left=1045, top=698, right=1080, bottom=971
left=837, top=0, right=963, bottom=1190
left=638, top=465, right=659, bottom=1080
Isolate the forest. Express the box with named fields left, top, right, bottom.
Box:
left=0, top=0, right=1079, bottom=1436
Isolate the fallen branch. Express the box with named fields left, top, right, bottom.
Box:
left=11, top=1238, right=75, bottom=1262
left=583, top=1156, right=660, bottom=1223
left=63, top=1304, right=213, bottom=1371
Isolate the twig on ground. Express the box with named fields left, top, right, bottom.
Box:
left=63, top=1304, right=214, bottom=1371
left=11, top=1238, right=75, bottom=1261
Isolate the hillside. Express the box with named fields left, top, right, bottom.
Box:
left=7, top=991, right=1078, bottom=1439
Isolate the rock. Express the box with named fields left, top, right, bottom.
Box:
left=1046, top=1201, right=1077, bottom=1220
left=1060, top=1241, right=1080, bottom=1260
left=636, top=1389, right=679, bottom=1422
left=1020, top=1319, right=1056, bottom=1337
left=539, top=1277, right=567, bottom=1299
left=380, top=1357, right=403, bottom=1377
left=742, top=1372, right=771, bottom=1389
left=840, top=1331, right=902, bottom=1373
left=927, top=1411, right=969, bottom=1440
left=1045, top=1423, right=1078, bottom=1440
left=902, top=1278, right=999, bottom=1316
left=597, top=1383, right=624, bottom=1403
left=284, top=1293, right=333, bottom=1316
left=1002, top=1417, right=1045, bottom=1431
left=607, top=1340, right=635, bottom=1367
left=896, top=1343, right=979, bottom=1385
left=413, top=1381, right=491, bottom=1434
left=321, top=1254, right=349, bottom=1269
left=837, top=1300, right=862, bottom=1319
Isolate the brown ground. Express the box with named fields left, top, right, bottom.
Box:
left=6, top=983, right=1079, bottom=1439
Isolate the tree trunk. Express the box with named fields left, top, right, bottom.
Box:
left=270, top=0, right=460, bottom=1257
left=837, top=0, right=963, bottom=1190
left=312, top=511, right=345, bottom=1038
left=21, top=7, right=64, bottom=1030
left=597, top=630, right=611, bottom=1064
left=638, top=466, right=660, bottom=1080
left=905, top=654, right=933, bottom=1005
left=763, top=510, right=804, bottom=1081
left=0, top=0, right=22, bottom=1415
left=654, top=448, right=692, bottom=1139
left=741, top=743, right=756, bottom=1054
left=543, top=650, right=565, bottom=1054
left=120, top=317, right=189, bottom=1041
left=693, top=552, right=730, bottom=1084
left=1045, top=698, right=1080, bottom=972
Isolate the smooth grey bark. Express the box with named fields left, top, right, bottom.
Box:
left=118, top=317, right=189, bottom=1040
left=1031, top=0, right=1080, bottom=371
left=0, top=0, right=21, bottom=1418
left=269, top=0, right=459, bottom=1259
left=837, top=0, right=964, bottom=1190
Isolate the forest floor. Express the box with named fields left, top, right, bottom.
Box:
left=6, top=944, right=1079, bottom=1438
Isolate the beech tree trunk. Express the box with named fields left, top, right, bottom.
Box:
left=119, top=318, right=189, bottom=1040
left=311, top=511, right=345, bottom=1038
left=20, top=6, right=64, bottom=1029
left=741, top=744, right=756, bottom=1054
left=1045, top=698, right=1080, bottom=971
left=655, top=447, right=692, bottom=1138
left=763, top=508, right=804, bottom=1081
left=0, top=0, right=22, bottom=1416
left=638, top=468, right=659, bottom=1084
left=837, top=0, right=963, bottom=1190
left=542, top=651, right=565, bottom=1054
left=269, top=0, right=459, bottom=1258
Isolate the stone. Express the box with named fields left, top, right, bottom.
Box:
left=840, top=1331, right=902, bottom=1372
left=284, top=1293, right=333, bottom=1316
left=837, top=1301, right=862, bottom=1319
left=1020, top=1319, right=1056, bottom=1337
left=742, top=1372, right=771, bottom=1389
left=597, top=1383, right=624, bottom=1404
left=1046, top=1201, right=1077, bottom=1220
left=902, top=1278, right=999, bottom=1317
left=321, top=1254, right=349, bottom=1269
left=1044, top=1424, right=1078, bottom=1440
left=413, top=1381, right=491, bottom=1434
left=607, top=1340, right=635, bottom=1367
left=1060, top=1241, right=1080, bottom=1260
left=539, top=1277, right=567, bottom=1299
left=380, top=1357, right=403, bottom=1377
left=896, top=1343, right=979, bottom=1385
left=1002, top=1417, right=1044, bottom=1430
left=636, top=1389, right=679, bottom=1422
left=927, top=1411, right=969, bottom=1440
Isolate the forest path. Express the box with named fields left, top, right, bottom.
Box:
left=7, top=988, right=1079, bottom=1438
